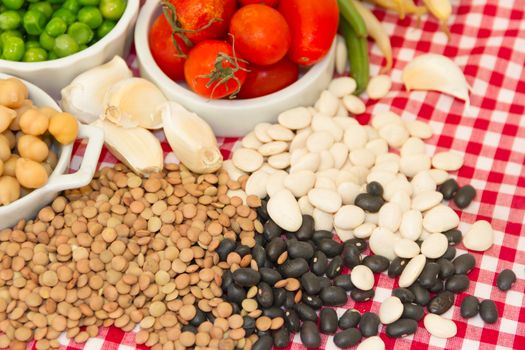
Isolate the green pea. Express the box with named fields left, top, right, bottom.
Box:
left=96, top=19, right=114, bottom=38
left=79, top=0, right=99, bottom=5
left=52, top=8, right=76, bottom=25
left=39, top=31, right=55, bottom=50
left=53, top=33, right=78, bottom=57
left=29, top=2, right=54, bottom=19
left=1, top=0, right=25, bottom=10
left=0, top=29, right=22, bottom=47
left=48, top=50, right=57, bottom=59
left=67, top=21, right=93, bottom=45
left=2, top=36, right=24, bottom=61
left=23, top=9, right=46, bottom=35
left=45, top=17, right=67, bottom=36
left=78, top=6, right=102, bottom=29
left=62, top=0, right=80, bottom=13
left=23, top=47, right=47, bottom=61
left=25, top=40, right=41, bottom=49
left=79, top=43, right=87, bottom=50
left=99, top=0, right=125, bottom=21
left=0, top=10, right=21, bottom=30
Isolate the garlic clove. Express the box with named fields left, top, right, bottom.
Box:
left=60, top=56, right=132, bottom=124
left=161, top=102, right=223, bottom=174
left=402, top=54, right=470, bottom=107
left=92, top=119, right=164, bottom=176
left=103, top=78, right=167, bottom=130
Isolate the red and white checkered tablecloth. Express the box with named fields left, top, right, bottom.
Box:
left=33, top=0, right=525, bottom=349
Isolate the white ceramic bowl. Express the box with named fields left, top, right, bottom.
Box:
left=135, top=0, right=336, bottom=137
left=0, top=74, right=104, bottom=229
left=0, top=0, right=140, bottom=100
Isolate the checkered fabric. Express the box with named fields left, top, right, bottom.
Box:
left=20, top=0, right=525, bottom=349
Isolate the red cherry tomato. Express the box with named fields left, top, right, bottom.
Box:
left=165, top=0, right=237, bottom=44
left=149, top=14, right=190, bottom=81
left=238, top=0, right=279, bottom=7
left=278, top=0, right=339, bottom=66
left=229, top=4, right=291, bottom=66
left=238, top=58, right=298, bottom=99
left=184, top=40, right=248, bottom=99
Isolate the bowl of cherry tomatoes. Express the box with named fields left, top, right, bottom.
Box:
left=135, top=0, right=338, bottom=136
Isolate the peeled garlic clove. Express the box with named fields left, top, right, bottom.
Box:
left=103, top=78, right=166, bottom=130
left=60, top=56, right=132, bottom=124
left=161, top=102, right=223, bottom=174
left=402, top=54, right=470, bottom=106
left=92, top=119, right=163, bottom=176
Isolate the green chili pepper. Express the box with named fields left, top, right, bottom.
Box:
left=337, top=0, right=367, bottom=38
left=339, top=17, right=369, bottom=95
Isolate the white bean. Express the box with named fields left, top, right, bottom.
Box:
left=335, top=35, right=348, bottom=75
left=284, top=170, right=315, bottom=197
left=232, top=148, right=263, bottom=172
left=462, top=220, right=494, bottom=251
left=405, top=120, right=433, bottom=139
left=432, top=151, right=464, bottom=171
left=268, top=152, right=291, bottom=170
left=424, top=314, right=457, bottom=339
left=245, top=171, right=269, bottom=198
left=342, top=94, right=366, bottom=115
left=289, top=128, right=312, bottom=152
left=254, top=122, right=272, bottom=143
left=338, top=181, right=361, bottom=205
left=334, top=205, right=365, bottom=230
left=398, top=254, right=426, bottom=288
left=367, top=75, right=392, bottom=100
left=329, top=77, right=357, bottom=97
left=371, top=111, right=402, bottom=130
left=318, top=150, right=335, bottom=170
left=317, top=90, right=339, bottom=117
left=278, top=107, right=312, bottom=130
left=423, top=205, right=460, bottom=233
left=267, top=189, right=302, bottom=232
left=306, top=131, right=334, bottom=152
left=308, top=188, right=342, bottom=213
left=330, top=143, right=349, bottom=169
left=313, top=208, right=333, bottom=231
left=379, top=123, right=410, bottom=148
left=344, top=124, right=368, bottom=150
left=258, top=141, right=288, bottom=156
left=267, top=124, right=294, bottom=141
left=241, top=132, right=263, bottom=149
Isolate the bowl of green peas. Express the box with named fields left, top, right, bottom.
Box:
left=0, top=0, right=139, bottom=99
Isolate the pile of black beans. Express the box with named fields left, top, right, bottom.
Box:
left=439, top=178, right=477, bottom=209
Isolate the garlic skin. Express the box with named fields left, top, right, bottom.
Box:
left=102, top=77, right=166, bottom=130
left=161, top=102, right=223, bottom=174
left=92, top=119, right=164, bottom=176
left=60, top=56, right=132, bottom=124
left=402, top=54, right=470, bottom=106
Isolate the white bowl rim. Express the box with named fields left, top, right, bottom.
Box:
left=0, top=0, right=140, bottom=70
left=135, top=0, right=336, bottom=110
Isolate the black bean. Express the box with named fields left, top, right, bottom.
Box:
left=320, top=286, right=348, bottom=306
left=190, top=308, right=206, bottom=326
left=206, top=312, right=216, bottom=323
left=295, top=303, right=317, bottom=322
left=326, top=256, right=344, bottom=279
left=181, top=324, right=197, bottom=333
left=453, top=254, right=475, bottom=275
left=439, top=178, right=458, bottom=200
left=334, top=328, right=362, bottom=348
left=259, top=267, right=282, bottom=286
left=226, top=283, right=246, bottom=304
left=232, top=268, right=261, bottom=287
left=343, top=238, right=368, bottom=253
left=263, top=307, right=285, bottom=319
left=402, top=303, right=424, bottom=321
left=272, top=327, right=290, bottom=348
left=319, top=276, right=332, bottom=289
left=333, top=275, right=354, bottom=291
left=362, top=255, right=390, bottom=273
left=317, top=239, right=343, bottom=258
left=257, top=282, right=274, bottom=308
left=342, top=245, right=361, bottom=268
left=221, top=270, right=233, bottom=291
left=252, top=245, right=266, bottom=268
left=273, top=288, right=287, bottom=307
left=263, top=219, right=282, bottom=241
left=443, top=228, right=462, bottom=246
left=287, top=240, right=315, bottom=260
left=351, top=289, right=374, bottom=302
left=311, top=251, right=328, bottom=276
left=284, top=309, right=301, bottom=332
left=480, top=300, right=499, bottom=324
left=294, top=215, right=315, bottom=241
left=320, top=308, right=338, bottom=334
left=302, top=294, right=323, bottom=309
left=446, top=274, right=470, bottom=293
left=366, top=181, right=384, bottom=196
left=232, top=302, right=241, bottom=315
left=244, top=315, right=256, bottom=330
left=359, top=312, right=380, bottom=337
left=236, top=244, right=251, bottom=257
left=252, top=334, right=273, bottom=350
left=254, top=234, right=265, bottom=246
left=216, top=239, right=236, bottom=261
left=429, top=280, right=444, bottom=293
left=281, top=258, right=309, bottom=278
left=497, top=269, right=516, bottom=291
left=300, top=321, right=321, bottom=348
left=257, top=199, right=270, bottom=221
left=460, top=295, right=480, bottom=319
left=284, top=291, right=295, bottom=309
left=312, top=230, right=333, bottom=243
left=338, top=309, right=361, bottom=330
left=418, top=262, right=440, bottom=289
left=438, top=258, right=455, bottom=279
left=301, top=272, right=321, bottom=295
left=428, top=291, right=455, bottom=315
left=266, top=237, right=286, bottom=262
left=355, top=193, right=384, bottom=213
left=409, top=282, right=430, bottom=306
left=386, top=319, right=418, bottom=338
left=388, top=257, right=408, bottom=278
left=442, top=245, right=456, bottom=260
left=454, top=185, right=476, bottom=209
left=392, top=288, right=415, bottom=303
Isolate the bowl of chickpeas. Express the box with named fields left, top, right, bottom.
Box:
left=0, top=74, right=104, bottom=229
left=0, top=0, right=139, bottom=99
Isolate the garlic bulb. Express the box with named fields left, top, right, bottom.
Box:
left=60, top=56, right=132, bottom=124
left=102, top=78, right=166, bottom=130
left=402, top=54, right=470, bottom=106
left=161, top=102, right=223, bottom=174
left=92, top=119, right=164, bottom=176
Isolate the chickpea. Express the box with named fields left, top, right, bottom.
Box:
left=17, top=135, right=49, bottom=163
left=0, top=176, right=20, bottom=205
left=2, top=130, right=15, bottom=149
left=0, top=106, right=16, bottom=133
left=11, top=100, right=33, bottom=131
left=48, top=112, right=78, bottom=145
left=39, top=106, right=59, bottom=118
left=15, top=158, right=48, bottom=189
left=3, top=156, right=18, bottom=177
left=0, top=78, right=28, bottom=109
left=0, top=137, right=10, bottom=162
left=20, top=110, right=49, bottom=136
